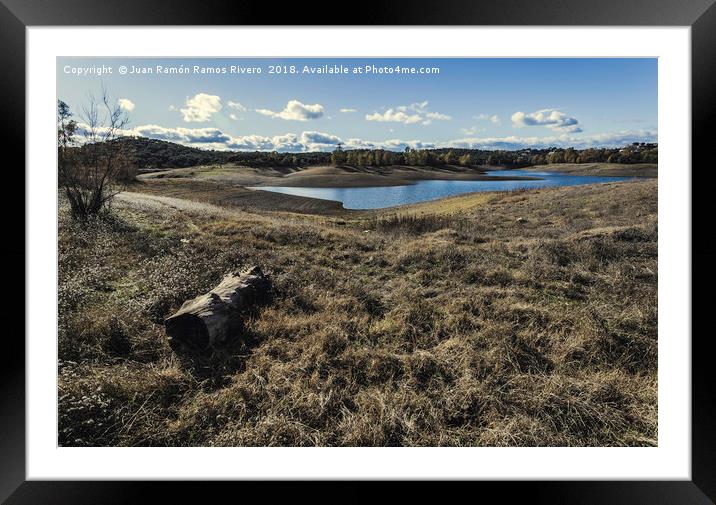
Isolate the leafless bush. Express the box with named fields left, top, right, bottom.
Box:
left=58, top=89, right=131, bottom=220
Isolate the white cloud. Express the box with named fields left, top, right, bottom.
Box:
left=461, top=114, right=500, bottom=135
left=474, top=113, right=500, bottom=125
left=256, top=100, right=325, bottom=121
left=573, top=129, right=658, bottom=147
left=227, top=101, right=247, bottom=112
left=461, top=126, right=486, bottom=135
left=117, top=98, right=135, bottom=112
left=425, top=111, right=452, bottom=121
left=339, top=137, right=434, bottom=151
left=227, top=133, right=305, bottom=152
left=366, top=101, right=451, bottom=125
left=228, top=102, right=246, bottom=120
left=339, top=108, right=357, bottom=113
left=94, top=120, right=655, bottom=154
left=134, top=124, right=232, bottom=144
left=376, top=139, right=435, bottom=151
left=228, top=102, right=247, bottom=120
left=179, top=93, right=222, bottom=122
left=298, top=131, right=345, bottom=151
left=511, top=109, right=582, bottom=133
left=366, top=109, right=423, bottom=125
left=300, top=131, right=341, bottom=145
left=397, top=101, right=429, bottom=112
left=440, top=129, right=657, bottom=150
left=104, top=121, right=439, bottom=152
left=269, top=134, right=306, bottom=152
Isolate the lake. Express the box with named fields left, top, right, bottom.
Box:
left=249, top=170, right=632, bottom=210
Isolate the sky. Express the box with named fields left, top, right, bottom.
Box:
left=57, top=58, right=657, bottom=152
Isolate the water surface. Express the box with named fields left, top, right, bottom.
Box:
left=249, top=170, right=631, bottom=210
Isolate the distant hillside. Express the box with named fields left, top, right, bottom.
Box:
left=108, top=137, right=232, bottom=169
left=77, top=137, right=657, bottom=170
left=103, top=137, right=331, bottom=169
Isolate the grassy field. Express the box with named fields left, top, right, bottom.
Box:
left=526, top=163, right=658, bottom=178
left=58, top=178, right=657, bottom=447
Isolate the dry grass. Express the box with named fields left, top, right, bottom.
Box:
left=528, top=163, right=657, bottom=178
left=58, top=179, right=657, bottom=447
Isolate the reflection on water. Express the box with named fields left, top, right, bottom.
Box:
left=248, top=170, right=632, bottom=210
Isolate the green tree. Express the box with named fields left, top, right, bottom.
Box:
left=57, top=100, right=78, bottom=183
left=548, top=150, right=565, bottom=164
left=331, top=148, right=347, bottom=166
left=442, top=150, right=457, bottom=165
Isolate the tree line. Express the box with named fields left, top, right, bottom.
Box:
left=71, top=137, right=658, bottom=172
left=332, top=144, right=657, bottom=167
left=109, top=137, right=333, bottom=169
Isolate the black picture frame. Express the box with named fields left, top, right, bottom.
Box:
left=5, top=0, right=715, bottom=502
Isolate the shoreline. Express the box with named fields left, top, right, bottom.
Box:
left=132, top=175, right=651, bottom=217
left=132, top=163, right=657, bottom=216
left=140, top=164, right=541, bottom=189
left=252, top=169, right=541, bottom=188
left=522, top=162, right=657, bottom=178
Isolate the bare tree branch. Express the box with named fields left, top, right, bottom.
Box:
left=58, top=91, right=133, bottom=220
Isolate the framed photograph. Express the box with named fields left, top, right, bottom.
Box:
left=7, top=0, right=715, bottom=502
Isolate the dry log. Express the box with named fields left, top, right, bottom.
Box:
left=164, top=265, right=270, bottom=353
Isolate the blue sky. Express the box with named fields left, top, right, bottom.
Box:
left=57, top=58, right=657, bottom=152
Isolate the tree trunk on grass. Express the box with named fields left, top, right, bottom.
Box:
left=164, top=265, right=270, bottom=353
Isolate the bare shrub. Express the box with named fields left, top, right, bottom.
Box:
left=58, top=90, right=131, bottom=220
